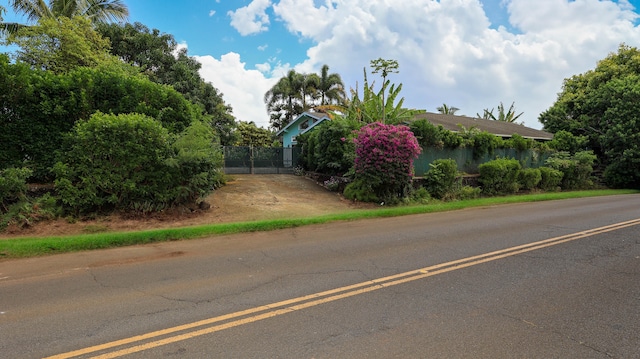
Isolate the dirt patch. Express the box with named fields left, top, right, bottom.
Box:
left=1, top=175, right=375, bottom=239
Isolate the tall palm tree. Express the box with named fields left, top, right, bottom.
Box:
left=436, top=103, right=460, bottom=115
left=1, top=0, right=128, bottom=35
left=264, top=70, right=304, bottom=131
left=317, top=64, right=346, bottom=106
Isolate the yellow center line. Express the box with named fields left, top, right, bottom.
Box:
left=46, top=218, right=640, bottom=359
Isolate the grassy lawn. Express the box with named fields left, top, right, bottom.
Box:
left=0, top=189, right=637, bottom=259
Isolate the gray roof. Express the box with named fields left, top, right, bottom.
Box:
left=410, top=112, right=554, bottom=140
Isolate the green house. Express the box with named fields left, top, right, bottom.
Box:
left=276, top=111, right=331, bottom=147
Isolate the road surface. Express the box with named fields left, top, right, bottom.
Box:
left=1, top=195, right=639, bottom=358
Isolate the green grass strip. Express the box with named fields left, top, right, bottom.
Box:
left=0, top=189, right=637, bottom=259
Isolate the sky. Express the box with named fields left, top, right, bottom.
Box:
left=2, top=0, right=640, bottom=130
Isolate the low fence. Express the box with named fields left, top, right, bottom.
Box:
left=223, top=146, right=301, bottom=174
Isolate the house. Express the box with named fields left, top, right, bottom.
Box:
left=410, top=112, right=554, bottom=140
left=276, top=111, right=331, bottom=147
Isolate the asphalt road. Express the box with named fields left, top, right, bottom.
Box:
left=1, top=195, right=639, bottom=358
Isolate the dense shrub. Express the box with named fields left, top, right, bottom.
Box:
left=352, top=122, right=421, bottom=203
left=54, top=113, right=223, bottom=215
left=478, top=158, right=522, bottom=195
left=545, top=151, right=596, bottom=190
left=470, top=131, right=502, bottom=159
left=518, top=168, right=542, bottom=190
left=548, top=130, right=588, bottom=154
left=298, top=119, right=358, bottom=175
left=424, top=159, right=459, bottom=199
left=168, top=120, right=226, bottom=205
left=0, top=167, right=32, bottom=212
left=538, top=167, right=564, bottom=191
left=343, top=179, right=380, bottom=203
left=505, top=134, right=534, bottom=151
left=0, top=57, right=198, bottom=182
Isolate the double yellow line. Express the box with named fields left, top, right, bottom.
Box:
left=48, top=218, right=640, bottom=359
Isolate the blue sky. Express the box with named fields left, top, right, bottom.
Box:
left=2, top=0, right=640, bottom=129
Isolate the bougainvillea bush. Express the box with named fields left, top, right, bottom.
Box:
left=346, top=122, right=421, bottom=203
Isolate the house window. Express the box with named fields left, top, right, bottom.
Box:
left=299, top=120, right=309, bottom=130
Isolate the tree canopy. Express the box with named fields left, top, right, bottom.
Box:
left=1, top=0, right=128, bottom=35
left=96, top=22, right=237, bottom=145
left=264, top=65, right=345, bottom=131
left=539, top=44, right=640, bottom=188
left=6, top=16, right=113, bottom=73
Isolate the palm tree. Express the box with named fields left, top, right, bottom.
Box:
left=476, top=101, right=523, bottom=123
left=317, top=64, right=346, bottom=106
left=264, top=69, right=304, bottom=131
left=300, top=72, right=320, bottom=111
left=436, top=103, right=460, bottom=115
left=1, top=0, right=128, bottom=35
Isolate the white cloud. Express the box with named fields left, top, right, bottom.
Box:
left=269, top=0, right=640, bottom=129
left=228, top=0, right=272, bottom=36
left=187, top=0, right=640, bottom=131
left=195, top=52, right=278, bottom=128
left=209, top=10, right=216, bottom=17
left=257, top=44, right=268, bottom=51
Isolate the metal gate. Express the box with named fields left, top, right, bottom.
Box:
left=223, top=146, right=301, bottom=174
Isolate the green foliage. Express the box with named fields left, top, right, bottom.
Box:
left=53, top=113, right=223, bottom=215
left=505, top=133, right=534, bottom=151
left=456, top=185, right=482, bottom=200
left=96, top=22, right=237, bottom=145
left=265, top=66, right=345, bottom=131
left=409, top=119, right=463, bottom=149
left=539, top=44, right=640, bottom=188
left=234, top=121, right=274, bottom=147
left=436, top=104, right=459, bottom=115
left=518, top=168, right=542, bottom=190
left=54, top=113, right=174, bottom=214
left=545, top=151, right=596, bottom=190
left=0, top=57, right=197, bottom=181
left=424, top=159, right=459, bottom=200
left=339, top=69, right=424, bottom=125
left=0, top=167, right=32, bottom=212
left=478, top=158, right=522, bottom=195
left=297, top=118, right=358, bottom=175
left=343, top=179, right=379, bottom=203
left=470, top=131, right=501, bottom=159
left=477, top=102, right=523, bottom=123
left=170, top=120, right=225, bottom=203
left=0, top=193, right=59, bottom=231
left=7, top=16, right=112, bottom=74
left=538, top=167, right=564, bottom=191
left=548, top=130, right=588, bottom=153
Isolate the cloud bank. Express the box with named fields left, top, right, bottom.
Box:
left=198, top=0, right=640, bottom=129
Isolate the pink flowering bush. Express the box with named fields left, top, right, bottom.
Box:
left=346, top=122, right=421, bottom=203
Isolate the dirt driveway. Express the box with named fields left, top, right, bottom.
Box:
left=1, top=175, right=372, bottom=239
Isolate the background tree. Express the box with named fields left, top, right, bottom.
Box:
left=539, top=44, right=640, bottom=188
left=6, top=16, right=112, bottom=73
left=317, top=64, right=346, bottom=106
left=476, top=102, right=523, bottom=122
left=96, top=22, right=237, bottom=145
left=370, top=58, right=399, bottom=123
left=339, top=68, right=422, bottom=125
left=264, top=69, right=304, bottom=131
left=234, top=121, right=274, bottom=147
left=0, top=0, right=128, bottom=35
left=436, top=103, right=460, bottom=115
